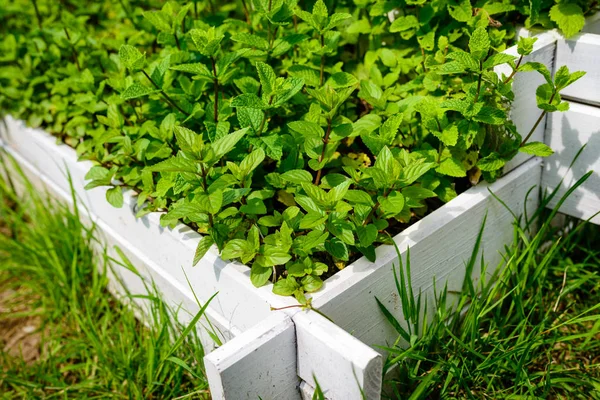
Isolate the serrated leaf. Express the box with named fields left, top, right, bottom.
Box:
left=193, top=236, right=214, bottom=266
left=469, top=27, right=490, bottom=60
left=549, top=3, right=585, bottom=38
left=437, top=157, right=467, bottom=177
left=520, top=141, right=554, bottom=157
left=389, top=15, right=419, bottom=32
left=255, top=62, right=277, bottom=96
left=281, top=169, right=313, bottom=184
left=477, top=153, right=506, bottom=171
left=148, top=157, right=198, bottom=173
left=211, top=128, right=248, bottom=160
left=119, top=45, right=145, bottom=71
left=121, top=83, right=156, bottom=100
left=324, top=237, right=348, bottom=260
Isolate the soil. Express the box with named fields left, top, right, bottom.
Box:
left=0, top=275, right=44, bottom=366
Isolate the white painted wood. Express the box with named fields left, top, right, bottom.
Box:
left=542, top=102, right=600, bottom=224
left=555, top=33, right=600, bottom=106
left=205, top=312, right=300, bottom=400
left=310, top=158, right=542, bottom=352
left=294, top=310, right=383, bottom=400
left=582, top=12, right=600, bottom=35
left=496, top=31, right=559, bottom=173
left=0, top=141, right=236, bottom=350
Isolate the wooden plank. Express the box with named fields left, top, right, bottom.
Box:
left=293, top=311, right=383, bottom=400
left=542, top=102, right=600, bottom=224
left=204, top=312, right=300, bottom=400
left=0, top=118, right=298, bottom=332
left=0, top=143, right=237, bottom=351
left=582, top=12, right=600, bottom=35
left=310, top=158, right=542, bottom=353
left=496, top=31, right=558, bottom=173
left=556, top=33, right=600, bottom=106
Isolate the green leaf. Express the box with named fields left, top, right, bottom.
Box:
left=240, top=198, right=267, bottom=215
left=287, top=121, right=324, bottom=138
left=143, top=10, right=172, bottom=32
left=193, top=236, right=214, bottom=266
left=517, top=37, right=537, bottom=56
left=437, top=157, right=467, bottom=177
left=170, top=63, right=213, bottom=78
left=255, top=62, right=277, bottom=96
left=121, top=83, right=156, bottom=100
left=221, top=239, right=254, bottom=261
left=207, top=190, right=223, bottom=214
left=356, top=224, right=378, bottom=247
left=281, top=169, right=313, bottom=184
left=549, top=3, right=585, bottom=38
left=250, top=263, right=272, bottom=287
left=520, top=141, right=554, bottom=157
left=469, top=27, right=490, bottom=61
left=106, top=186, right=124, bottom=208
left=240, top=148, right=266, bottom=176
left=119, top=45, right=145, bottom=71
left=260, top=246, right=292, bottom=267
left=148, top=157, right=198, bottom=173
left=482, top=53, right=517, bottom=69
left=327, top=72, right=358, bottom=89
left=301, top=275, right=323, bottom=292
left=211, top=128, right=248, bottom=161
left=477, top=153, right=506, bottom=171
left=447, top=0, right=472, bottom=22
left=379, top=191, right=405, bottom=215
left=554, top=66, right=586, bottom=91
left=174, top=126, right=203, bottom=155
left=519, top=62, right=553, bottom=85
left=447, top=51, right=480, bottom=71
left=389, top=15, right=419, bottom=32
left=231, top=33, right=269, bottom=51
left=299, top=212, right=328, bottom=229
left=273, top=277, right=300, bottom=296
left=324, top=237, right=348, bottom=260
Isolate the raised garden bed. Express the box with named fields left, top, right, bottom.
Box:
left=4, top=28, right=600, bottom=399
left=2, top=2, right=600, bottom=398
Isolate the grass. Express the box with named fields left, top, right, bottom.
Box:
left=1, top=153, right=599, bottom=400
left=0, top=159, right=211, bottom=399
left=379, top=176, right=600, bottom=399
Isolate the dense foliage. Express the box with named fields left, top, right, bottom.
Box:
left=0, top=0, right=592, bottom=301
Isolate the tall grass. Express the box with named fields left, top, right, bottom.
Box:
left=379, top=174, right=600, bottom=399
left=0, top=157, right=211, bottom=399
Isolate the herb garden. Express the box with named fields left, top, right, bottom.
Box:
left=1, top=0, right=599, bottom=398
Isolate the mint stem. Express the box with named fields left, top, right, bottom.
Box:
left=314, top=117, right=332, bottom=185
left=142, top=70, right=190, bottom=117
left=521, top=90, right=556, bottom=146
left=211, top=57, right=219, bottom=122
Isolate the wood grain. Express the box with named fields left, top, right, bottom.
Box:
left=293, top=310, right=383, bottom=400
left=542, top=102, right=600, bottom=224
left=556, top=33, right=600, bottom=106
left=205, top=312, right=300, bottom=400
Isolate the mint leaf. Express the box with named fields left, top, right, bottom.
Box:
left=549, top=3, right=585, bottom=38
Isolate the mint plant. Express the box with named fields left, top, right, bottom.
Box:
left=0, top=0, right=588, bottom=303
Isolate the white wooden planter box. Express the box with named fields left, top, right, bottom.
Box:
left=1, top=26, right=599, bottom=400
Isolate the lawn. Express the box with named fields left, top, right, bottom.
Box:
left=0, top=165, right=210, bottom=399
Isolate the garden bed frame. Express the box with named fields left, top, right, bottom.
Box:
left=1, top=27, right=599, bottom=399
